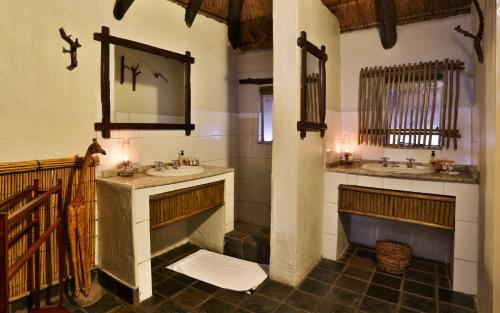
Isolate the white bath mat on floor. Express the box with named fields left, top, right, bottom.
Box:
left=167, top=249, right=268, bottom=292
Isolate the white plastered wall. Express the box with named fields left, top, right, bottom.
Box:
left=271, top=0, right=340, bottom=286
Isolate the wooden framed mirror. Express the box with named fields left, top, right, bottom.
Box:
left=297, top=31, right=328, bottom=139
left=94, top=26, right=195, bottom=138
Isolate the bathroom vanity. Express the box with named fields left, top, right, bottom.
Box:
left=324, top=161, right=479, bottom=294
left=96, top=166, right=234, bottom=302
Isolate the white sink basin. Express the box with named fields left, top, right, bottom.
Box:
left=146, top=166, right=205, bottom=177
left=362, top=163, right=434, bottom=175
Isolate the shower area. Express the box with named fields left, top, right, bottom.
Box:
left=223, top=50, right=273, bottom=264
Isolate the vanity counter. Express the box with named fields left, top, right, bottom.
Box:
left=326, top=161, right=479, bottom=184
left=97, top=165, right=234, bottom=190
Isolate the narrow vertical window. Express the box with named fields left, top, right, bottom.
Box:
left=259, top=86, right=273, bottom=143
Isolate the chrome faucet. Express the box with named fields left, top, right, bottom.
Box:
left=380, top=157, right=390, bottom=167
left=406, top=158, right=415, bottom=168
left=154, top=161, right=164, bottom=171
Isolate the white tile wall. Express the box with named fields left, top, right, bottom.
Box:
left=137, top=260, right=152, bottom=301
left=444, top=183, right=479, bottom=222
left=323, top=233, right=338, bottom=260
left=383, top=178, right=411, bottom=191
left=453, top=259, right=478, bottom=295
left=454, top=221, right=478, bottom=262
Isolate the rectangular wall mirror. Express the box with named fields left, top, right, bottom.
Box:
left=94, top=26, right=195, bottom=138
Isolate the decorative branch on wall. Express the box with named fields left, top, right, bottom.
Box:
left=454, top=0, right=483, bottom=63
left=59, top=27, right=81, bottom=70
left=154, top=72, right=169, bottom=83
left=130, top=63, right=141, bottom=91
left=239, top=78, right=273, bottom=85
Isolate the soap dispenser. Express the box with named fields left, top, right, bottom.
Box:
left=429, top=150, right=437, bottom=167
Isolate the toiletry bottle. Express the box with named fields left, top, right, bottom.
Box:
left=429, top=151, right=436, bottom=167
left=178, top=151, right=183, bottom=167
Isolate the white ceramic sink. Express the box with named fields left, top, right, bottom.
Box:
left=146, top=166, right=205, bottom=177
left=361, top=163, right=434, bottom=175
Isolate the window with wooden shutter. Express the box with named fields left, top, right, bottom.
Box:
left=358, top=59, right=463, bottom=149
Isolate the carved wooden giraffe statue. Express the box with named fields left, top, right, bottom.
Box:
left=68, top=139, right=106, bottom=299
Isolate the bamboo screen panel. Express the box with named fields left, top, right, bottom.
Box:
left=306, top=73, right=321, bottom=124
left=150, top=181, right=225, bottom=230
left=358, top=59, right=463, bottom=149
left=338, top=185, right=455, bottom=230
left=0, top=158, right=96, bottom=300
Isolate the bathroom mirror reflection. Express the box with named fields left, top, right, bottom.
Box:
left=114, top=46, right=186, bottom=124
left=94, top=26, right=195, bottom=138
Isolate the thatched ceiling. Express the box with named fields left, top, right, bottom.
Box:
left=166, top=0, right=471, bottom=50
left=323, top=0, right=471, bottom=32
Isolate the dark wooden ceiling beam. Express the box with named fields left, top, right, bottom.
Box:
left=185, top=0, right=204, bottom=27
left=375, top=0, right=397, bottom=49
left=228, top=0, right=244, bottom=49
left=113, top=0, right=135, bottom=20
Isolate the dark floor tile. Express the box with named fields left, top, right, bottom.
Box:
left=275, top=304, right=303, bottom=313
left=256, top=280, right=293, bottom=300
left=338, top=253, right=352, bottom=263
left=153, top=298, right=190, bottom=313
left=359, top=296, right=397, bottom=313
left=153, top=267, right=176, bottom=279
left=226, top=230, right=248, bottom=240
left=318, top=259, right=345, bottom=273
left=402, top=293, right=437, bottom=313
left=345, top=246, right=357, bottom=254
left=152, top=274, right=166, bottom=286
left=367, top=284, right=400, bottom=304
left=241, top=294, right=280, bottom=313
left=349, top=256, right=376, bottom=271
left=215, top=289, right=249, bottom=305
left=409, top=260, right=436, bottom=273
left=285, top=290, right=321, bottom=312
left=404, top=280, right=435, bottom=299
left=192, top=297, right=234, bottom=313
left=326, top=287, right=362, bottom=309
left=439, top=276, right=452, bottom=290
left=438, top=289, right=476, bottom=310
left=354, top=248, right=376, bottom=260
left=192, top=281, right=220, bottom=294
left=171, top=273, right=196, bottom=285
left=372, top=273, right=401, bottom=290
left=308, top=267, right=339, bottom=284
left=405, top=270, right=436, bottom=285
left=233, top=309, right=252, bottom=313
left=318, top=298, right=356, bottom=313
left=151, top=257, right=168, bottom=269
left=85, top=293, right=122, bottom=313
left=439, top=302, right=475, bottom=313
left=335, top=275, right=367, bottom=294
left=172, top=287, right=210, bottom=308
left=178, top=243, right=199, bottom=254
left=299, top=278, right=330, bottom=297
left=224, top=236, right=243, bottom=259
left=154, top=279, right=187, bottom=297
left=343, top=266, right=372, bottom=281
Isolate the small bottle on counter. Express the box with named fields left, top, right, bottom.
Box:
left=429, top=151, right=436, bottom=166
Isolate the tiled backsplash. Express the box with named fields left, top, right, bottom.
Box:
left=96, top=110, right=239, bottom=176
left=337, top=107, right=478, bottom=165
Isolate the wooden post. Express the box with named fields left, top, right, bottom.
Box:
left=0, top=213, right=8, bottom=313
left=33, top=179, right=40, bottom=310
left=100, top=26, right=111, bottom=138
left=56, top=179, right=65, bottom=307
left=184, top=51, right=192, bottom=136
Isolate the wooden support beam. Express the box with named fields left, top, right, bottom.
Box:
left=228, top=0, right=244, bottom=49
left=375, top=0, right=397, bottom=49
left=113, top=0, right=135, bottom=20
left=239, top=78, right=273, bottom=85
left=185, top=0, right=204, bottom=27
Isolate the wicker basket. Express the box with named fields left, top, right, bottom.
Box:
left=376, top=240, right=413, bottom=274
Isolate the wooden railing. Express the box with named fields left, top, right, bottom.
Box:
left=0, top=179, right=68, bottom=313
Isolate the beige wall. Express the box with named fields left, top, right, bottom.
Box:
left=0, top=0, right=238, bottom=166
left=338, top=15, right=477, bottom=166
left=476, top=1, right=499, bottom=312
left=270, top=0, right=340, bottom=285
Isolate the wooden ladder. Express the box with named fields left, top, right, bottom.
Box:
left=0, top=179, right=69, bottom=313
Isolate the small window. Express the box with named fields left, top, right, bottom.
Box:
left=358, top=60, right=463, bottom=149
left=258, top=86, right=273, bottom=143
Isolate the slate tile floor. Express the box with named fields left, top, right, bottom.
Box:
left=68, top=244, right=478, bottom=313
